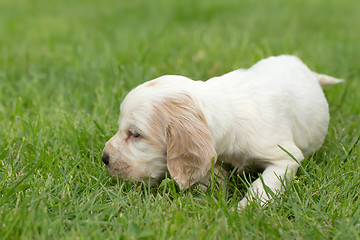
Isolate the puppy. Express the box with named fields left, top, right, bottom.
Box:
left=102, top=55, right=341, bottom=208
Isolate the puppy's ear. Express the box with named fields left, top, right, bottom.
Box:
left=158, top=95, right=217, bottom=190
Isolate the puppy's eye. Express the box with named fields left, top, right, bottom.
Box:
left=132, top=132, right=141, bottom=138
left=128, top=130, right=141, bottom=139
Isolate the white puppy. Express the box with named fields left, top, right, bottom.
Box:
left=102, top=55, right=341, bottom=208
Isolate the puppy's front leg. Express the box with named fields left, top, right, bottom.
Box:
left=197, top=162, right=230, bottom=192
left=238, top=149, right=304, bottom=209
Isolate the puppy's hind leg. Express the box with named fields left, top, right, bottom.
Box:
left=238, top=145, right=304, bottom=209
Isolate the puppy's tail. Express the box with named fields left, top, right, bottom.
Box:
left=313, top=72, right=344, bottom=87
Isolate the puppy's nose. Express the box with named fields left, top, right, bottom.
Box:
left=102, top=153, right=110, bottom=165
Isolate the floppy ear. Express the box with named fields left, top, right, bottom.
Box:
left=160, top=95, right=217, bottom=190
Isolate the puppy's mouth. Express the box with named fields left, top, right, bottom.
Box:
left=110, top=175, right=142, bottom=185
left=110, top=174, right=161, bottom=187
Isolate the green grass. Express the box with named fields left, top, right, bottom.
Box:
left=1, top=0, right=360, bottom=239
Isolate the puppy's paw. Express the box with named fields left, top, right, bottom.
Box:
left=237, top=198, right=248, bottom=210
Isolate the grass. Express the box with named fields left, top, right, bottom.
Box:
left=1, top=0, right=359, bottom=239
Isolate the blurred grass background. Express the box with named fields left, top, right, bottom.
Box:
left=0, top=0, right=359, bottom=239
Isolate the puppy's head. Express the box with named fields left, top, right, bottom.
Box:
left=102, top=76, right=217, bottom=189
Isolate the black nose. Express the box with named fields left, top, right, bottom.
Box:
left=102, top=153, right=110, bottom=165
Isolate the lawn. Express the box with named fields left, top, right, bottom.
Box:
left=1, top=0, right=359, bottom=239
